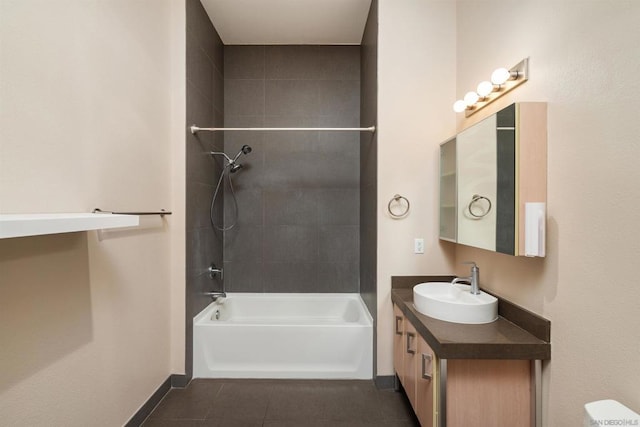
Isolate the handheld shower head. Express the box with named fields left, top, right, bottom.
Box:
left=230, top=163, right=244, bottom=173
left=232, top=145, right=253, bottom=162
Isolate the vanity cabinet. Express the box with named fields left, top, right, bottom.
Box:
left=393, top=304, right=534, bottom=427
left=393, top=306, right=437, bottom=427
left=440, top=102, right=547, bottom=256
left=393, top=305, right=405, bottom=384
left=416, top=334, right=436, bottom=427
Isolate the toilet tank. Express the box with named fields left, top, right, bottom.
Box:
left=584, top=400, right=640, bottom=427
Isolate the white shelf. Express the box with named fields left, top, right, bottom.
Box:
left=0, top=213, right=139, bottom=239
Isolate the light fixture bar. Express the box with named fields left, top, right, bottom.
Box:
left=454, top=57, right=530, bottom=117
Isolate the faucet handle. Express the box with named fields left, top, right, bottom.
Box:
left=208, top=263, right=224, bottom=280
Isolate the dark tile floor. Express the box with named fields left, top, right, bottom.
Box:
left=142, top=379, right=419, bottom=427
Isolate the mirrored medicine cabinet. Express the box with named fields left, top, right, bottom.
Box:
left=439, top=102, right=547, bottom=256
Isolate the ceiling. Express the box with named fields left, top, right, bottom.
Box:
left=200, top=0, right=372, bottom=45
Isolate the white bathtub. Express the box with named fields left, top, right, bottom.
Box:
left=193, top=293, right=373, bottom=379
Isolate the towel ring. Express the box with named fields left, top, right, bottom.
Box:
left=388, top=194, right=410, bottom=218
left=467, top=194, right=492, bottom=219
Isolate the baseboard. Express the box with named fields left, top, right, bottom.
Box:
left=124, top=376, right=172, bottom=427
left=375, top=375, right=396, bottom=390
left=171, top=373, right=190, bottom=388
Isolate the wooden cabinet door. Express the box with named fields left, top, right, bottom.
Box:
left=416, top=335, right=436, bottom=427
left=447, top=359, right=532, bottom=427
left=392, top=304, right=405, bottom=382
left=403, top=319, right=418, bottom=408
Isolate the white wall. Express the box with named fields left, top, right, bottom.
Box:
left=454, top=1, right=640, bottom=425
left=0, top=1, right=186, bottom=425
left=377, top=0, right=457, bottom=375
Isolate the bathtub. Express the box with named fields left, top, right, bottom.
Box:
left=193, top=293, right=373, bottom=379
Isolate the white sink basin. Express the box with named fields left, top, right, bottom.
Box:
left=413, top=282, right=498, bottom=324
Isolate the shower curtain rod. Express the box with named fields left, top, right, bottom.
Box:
left=190, top=125, right=375, bottom=134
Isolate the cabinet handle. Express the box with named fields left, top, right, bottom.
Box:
left=406, top=332, right=416, bottom=354
left=421, top=353, right=432, bottom=381
left=395, top=316, right=403, bottom=335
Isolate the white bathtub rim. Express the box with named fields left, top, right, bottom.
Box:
left=193, top=292, right=373, bottom=325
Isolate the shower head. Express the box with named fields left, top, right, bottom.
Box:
left=230, top=163, right=244, bottom=173
left=232, top=145, right=252, bottom=163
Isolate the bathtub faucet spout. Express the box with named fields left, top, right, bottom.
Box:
left=203, top=291, right=226, bottom=301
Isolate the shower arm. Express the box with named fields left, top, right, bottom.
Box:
left=209, top=151, right=233, bottom=163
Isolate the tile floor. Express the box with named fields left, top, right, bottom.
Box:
left=142, top=379, right=419, bottom=427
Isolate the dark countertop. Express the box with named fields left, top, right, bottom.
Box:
left=391, top=277, right=551, bottom=360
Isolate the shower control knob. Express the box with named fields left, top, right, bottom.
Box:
left=208, top=263, right=223, bottom=280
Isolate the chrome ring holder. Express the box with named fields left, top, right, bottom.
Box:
left=388, top=194, right=410, bottom=219
left=467, top=194, right=492, bottom=219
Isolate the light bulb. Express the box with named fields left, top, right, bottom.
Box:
left=463, top=91, right=479, bottom=107
left=453, top=100, right=467, bottom=113
left=491, top=67, right=511, bottom=85
left=476, top=81, right=494, bottom=98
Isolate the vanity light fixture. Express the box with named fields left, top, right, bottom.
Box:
left=452, top=57, right=529, bottom=117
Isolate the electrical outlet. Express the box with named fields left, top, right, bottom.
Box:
left=414, top=238, right=424, bottom=254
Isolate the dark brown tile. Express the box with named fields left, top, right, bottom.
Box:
left=212, top=68, right=224, bottom=113
left=309, top=148, right=360, bottom=188
left=147, top=387, right=214, bottom=420
left=146, top=380, right=419, bottom=426
left=142, top=418, right=203, bottom=427
left=318, top=80, right=360, bottom=117
left=324, top=391, right=383, bottom=422
left=186, top=130, right=218, bottom=185
left=187, top=29, right=213, bottom=101
left=223, top=261, right=264, bottom=292
left=187, top=81, right=214, bottom=151
left=317, top=189, right=359, bottom=225
left=220, top=44, right=363, bottom=297
left=317, top=262, right=359, bottom=292
left=262, top=150, right=319, bottom=189
left=263, top=114, right=321, bottom=128
left=186, top=227, right=223, bottom=278
left=225, top=46, right=265, bottom=79
left=376, top=389, right=416, bottom=421
left=265, top=80, right=319, bottom=116
left=225, top=80, right=265, bottom=116
left=265, top=45, right=320, bottom=79
left=205, top=382, right=271, bottom=420
left=223, top=116, right=266, bottom=190
left=186, top=181, right=216, bottom=230
left=316, top=46, right=361, bottom=80
left=264, top=189, right=318, bottom=226
left=318, top=226, right=359, bottom=264
left=186, top=0, right=222, bottom=72
left=262, top=262, right=318, bottom=293
left=263, top=226, right=317, bottom=263
left=187, top=379, right=225, bottom=396
left=212, top=109, right=224, bottom=150
left=224, top=188, right=263, bottom=226
left=264, top=384, right=327, bottom=421
left=224, top=225, right=263, bottom=262
left=201, top=418, right=263, bottom=427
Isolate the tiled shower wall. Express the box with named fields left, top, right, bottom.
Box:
left=185, top=0, right=224, bottom=378
left=360, top=0, right=379, bottom=374
left=223, top=46, right=361, bottom=293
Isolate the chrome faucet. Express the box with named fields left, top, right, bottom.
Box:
left=205, top=263, right=225, bottom=301
left=451, top=261, right=481, bottom=295
left=203, top=291, right=226, bottom=301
